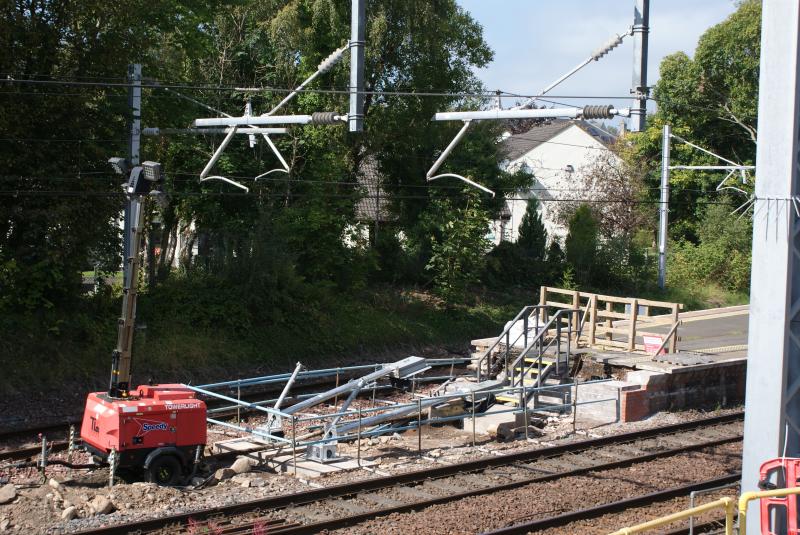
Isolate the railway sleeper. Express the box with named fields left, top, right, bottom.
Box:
left=354, top=491, right=408, bottom=508
left=390, top=484, right=440, bottom=501
left=323, top=497, right=376, bottom=515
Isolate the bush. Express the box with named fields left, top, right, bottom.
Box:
left=667, top=201, right=751, bottom=293
left=565, top=204, right=598, bottom=285
left=425, top=190, right=491, bottom=304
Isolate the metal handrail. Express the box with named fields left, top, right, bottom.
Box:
left=475, top=305, right=549, bottom=381
left=509, top=309, right=582, bottom=392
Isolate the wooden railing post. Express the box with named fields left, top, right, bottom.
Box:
left=669, top=304, right=680, bottom=353
left=571, top=290, right=580, bottom=339
left=539, top=286, right=548, bottom=323
left=628, top=298, right=639, bottom=351
left=605, top=301, right=613, bottom=343
left=589, top=295, right=598, bottom=346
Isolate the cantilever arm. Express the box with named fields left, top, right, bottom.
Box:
left=427, top=173, right=495, bottom=197
left=254, top=168, right=290, bottom=181
left=200, top=175, right=249, bottom=193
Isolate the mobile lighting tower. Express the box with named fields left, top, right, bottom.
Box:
left=79, top=159, right=207, bottom=485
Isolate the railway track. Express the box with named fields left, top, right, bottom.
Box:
left=72, top=412, right=743, bottom=535
left=480, top=473, right=741, bottom=534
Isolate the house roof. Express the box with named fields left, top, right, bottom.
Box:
left=500, top=119, right=616, bottom=162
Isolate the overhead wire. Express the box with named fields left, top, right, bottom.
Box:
left=0, top=77, right=635, bottom=100
left=0, top=187, right=741, bottom=206
left=0, top=74, right=751, bottom=118
left=0, top=173, right=697, bottom=195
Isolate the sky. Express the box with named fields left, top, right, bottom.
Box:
left=455, top=0, right=739, bottom=125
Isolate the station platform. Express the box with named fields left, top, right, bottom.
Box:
left=472, top=304, right=750, bottom=425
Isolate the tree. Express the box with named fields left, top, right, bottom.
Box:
left=425, top=189, right=491, bottom=304
left=629, top=0, right=760, bottom=242
left=564, top=204, right=598, bottom=286
left=554, top=146, right=651, bottom=241
left=158, top=0, right=509, bottom=291
left=517, top=197, right=547, bottom=264
left=0, top=0, right=215, bottom=311
left=653, top=0, right=760, bottom=157
left=668, top=199, right=752, bottom=293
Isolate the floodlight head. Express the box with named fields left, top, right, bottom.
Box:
left=108, top=157, right=129, bottom=176
left=141, top=161, right=162, bottom=182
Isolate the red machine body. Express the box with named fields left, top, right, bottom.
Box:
left=759, top=457, right=800, bottom=535
left=80, top=384, right=206, bottom=467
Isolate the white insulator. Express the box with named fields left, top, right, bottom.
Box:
left=318, top=46, right=347, bottom=74
left=591, top=34, right=624, bottom=60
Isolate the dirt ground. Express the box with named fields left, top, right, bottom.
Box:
left=0, top=400, right=742, bottom=534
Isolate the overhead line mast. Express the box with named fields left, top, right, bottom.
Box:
left=629, top=0, right=650, bottom=132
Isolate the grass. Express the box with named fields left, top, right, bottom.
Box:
left=646, top=283, right=749, bottom=311
left=0, top=273, right=747, bottom=397
left=0, top=285, right=516, bottom=396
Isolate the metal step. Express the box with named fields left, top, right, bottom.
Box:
left=495, top=394, right=522, bottom=405
left=523, top=357, right=556, bottom=365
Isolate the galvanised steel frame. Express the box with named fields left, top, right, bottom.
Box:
left=741, top=1, right=800, bottom=532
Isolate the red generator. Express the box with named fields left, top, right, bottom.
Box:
left=759, top=457, right=800, bottom=535
left=81, top=384, right=207, bottom=485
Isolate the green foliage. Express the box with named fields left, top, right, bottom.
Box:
left=0, top=286, right=515, bottom=395
left=667, top=201, right=752, bottom=293
left=483, top=197, right=550, bottom=287
left=592, top=235, right=655, bottom=294
left=559, top=266, right=577, bottom=291
left=425, top=190, right=491, bottom=304
left=0, top=0, right=758, bottom=396
left=565, top=205, right=598, bottom=286
left=0, top=0, right=217, bottom=310
left=632, top=0, right=760, bottom=241
left=517, top=198, right=547, bottom=264
left=654, top=0, right=760, bottom=155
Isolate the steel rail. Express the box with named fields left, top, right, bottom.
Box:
left=661, top=518, right=729, bottom=535
left=480, top=474, right=741, bottom=535
left=224, top=436, right=742, bottom=535
left=71, top=412, right=743, bottom=535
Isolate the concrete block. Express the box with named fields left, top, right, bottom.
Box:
left=571, top=381, right=629, bottom=425
left=626, top=370, right=669, bottom=387
left=266, top=454, right=375, bottom=479
left=463, top=405, right=529, bottom=436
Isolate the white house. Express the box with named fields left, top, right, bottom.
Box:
left=489, top=119, right=617, bottom=246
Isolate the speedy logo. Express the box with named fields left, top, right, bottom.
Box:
left=133, top=418, right=169, bottom=436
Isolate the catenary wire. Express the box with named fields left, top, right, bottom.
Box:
left=0, top=77, right=636, bottom=99
left=0, top=174, right=712, bottom=195
left=0, top=189, right=741, bottom=205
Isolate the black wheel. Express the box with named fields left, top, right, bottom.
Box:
left=145, top=455, right=183, bottom=486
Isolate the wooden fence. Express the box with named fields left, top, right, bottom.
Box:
left=539, top=286, right=683, bottom=354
